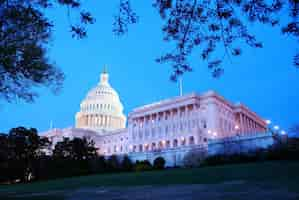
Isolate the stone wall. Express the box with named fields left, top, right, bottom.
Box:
left=128, top=132, right=275, bottom=167
left=129, top=145, right=207, bottom=167
left=207, top=132, right=275, bottom=156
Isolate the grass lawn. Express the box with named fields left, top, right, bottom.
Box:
left=0, top=161, right=298, bottom=199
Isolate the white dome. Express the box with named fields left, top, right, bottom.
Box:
left=75, top=68, right=126, bottom=133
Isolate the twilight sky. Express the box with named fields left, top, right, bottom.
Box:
left=0, top=1, right=298, bottom=134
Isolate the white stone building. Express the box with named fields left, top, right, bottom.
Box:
left=43, top=69, right=275, bottom=166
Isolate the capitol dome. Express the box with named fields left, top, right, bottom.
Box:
left=75, top=67, right=126, bottom=133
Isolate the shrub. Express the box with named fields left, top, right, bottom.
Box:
left=88, top=156, right=106, bottom=174
left=121, top=155, right=133, bottom=171
left=106, top=155, right=120, bottom=172
left=135, top=160, right=152, bottom=172
left=153, top=157, right=165, bottom=169
left=183, top=150, right=206, bottom=168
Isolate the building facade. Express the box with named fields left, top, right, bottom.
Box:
left=44, top=69, right=274, bottom=166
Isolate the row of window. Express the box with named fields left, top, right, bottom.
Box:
left=81, top=103, right=114, bottom=112
left=132, top=119, right=206, bottom=140
left=103, top=136, right=129, bottom=144
left=104, top=136, right=200, bottom=155
left=131, top=136, right=197, bottom=153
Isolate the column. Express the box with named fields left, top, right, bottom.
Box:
left=87, top=115, right=91, bottom=126
left=84, top=115, right=87, bottom=126
left=90, top=115, right=93, bottom=127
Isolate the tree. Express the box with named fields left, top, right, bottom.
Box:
left=153, top=156, right=166, bottom=169
left=0, top=127, right=51, bottom=182
left=114, top=0, right=299, bottom=80
left=121, top=155, right=133, bottom=171
left=1, top=0, right=298, bottom=103
left=134, top=159, right=152, bottom=171
left=0, top=0, right=94, bottom=102
left=53, top=137, right=98, bottom=160
left=106, top=155, right=120, bottom=172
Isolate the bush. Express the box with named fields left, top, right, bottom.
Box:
left=121, top=155, right=133, bottom=171
left=183, top=150, right=206, bottom=168
left=106, top=155, right=120, bottom=172
left=135, top=160, right=152, bottom=172
left=153, top=157, right=165, bottom=169
left=88, top=156, right=106, bottom=174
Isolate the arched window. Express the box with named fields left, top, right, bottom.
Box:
left=139, top=144, right=143, bottom=152
left=151, top=143, right=156, bottom=151
left=166, top=140, right=171, bottom=148
left=202, top=119, right=207, bottom=129
left=189, top=136, right=195, bottom=145
left=173, top=139, right=178, bottom=147
left=144, top=144, right=149, bottom=151
left=158, top=141, right=163, bottom=149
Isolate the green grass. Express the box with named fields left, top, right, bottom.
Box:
left=0, top=161, right=298, bottom=199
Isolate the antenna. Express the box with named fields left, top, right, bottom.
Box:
left=179, top=76, right=183, bottom=96
left=50, top=120, right=53, bottom=130
left=102, top=64, right=108, bottom=74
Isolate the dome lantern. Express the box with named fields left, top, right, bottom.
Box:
left=99, top=65, right=109, bottom=86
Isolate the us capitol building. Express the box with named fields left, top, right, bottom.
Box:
left=44, top=68, right=275, bottom=166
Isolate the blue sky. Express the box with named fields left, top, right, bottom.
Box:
left=0, top=1, right=298, bottom=134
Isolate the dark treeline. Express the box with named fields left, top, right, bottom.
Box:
left=0, top=126, right=165, bottom=184
left=1, top=126, right=298, bottom=184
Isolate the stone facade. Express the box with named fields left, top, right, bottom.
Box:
left=43, top=70, right=274, bottom=166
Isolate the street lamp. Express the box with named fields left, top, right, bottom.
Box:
left=266, top=119, right=271, bottom=125
left=274, top=125, right=279, bottom=131
left=213, top=132, right=217, bottom=138
left=281, top=130, right=286, bottom=135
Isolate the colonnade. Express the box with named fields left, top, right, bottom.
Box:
left=130, top=104, right=198, bottom=129
left=76, top=114, right=124, bottom=129
left=238, top=113, right=265, bottom=134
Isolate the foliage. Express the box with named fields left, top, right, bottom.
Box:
left=88, top=155, right=107, bottom=174
left=0, top=0, right=94, bottom=102
left=113, top=0, right=138, bottom=36
left=53, top=137, right=97, bottom=160
left=183, top=150, right=206, bottom=167
left=0, top=127, right=51, bottom=183
left=1, top=0, right=298, bottom=102
left=153, top=156, right=166, bottom=169
left=121, top=155, right=134, bottom=171
left=135, top=160, right=152, bottom=172
left=106, top=155, right=120, bottom=172
left=114, top=0, right=299, bottom=80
